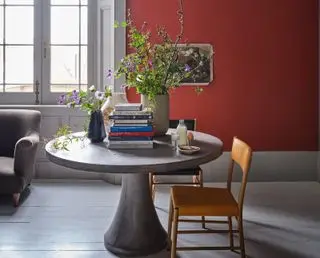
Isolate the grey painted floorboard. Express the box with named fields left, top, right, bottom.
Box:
left=0, top=181, right=319, bottom=258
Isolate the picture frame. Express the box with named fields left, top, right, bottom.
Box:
left=177, top=43, right=214, bottom=85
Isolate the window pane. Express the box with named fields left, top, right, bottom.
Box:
left=0, top=47, right=2, bottom=84
left=5, top=84, right=33, bottom=92
left=5, top=46, right=33, bottom=84
left=80, top=84, right=86, bottom=91
left=80, top=46, right=87, bottom=84
left=51, top=7, right=79, bottom=44
left=6, top=6, right=33, bottom=44
left=0, top=7, right=3, bottom=44
left=0, top=1, right=3, bottom=5
left=51, top=46, right=79, bottom=85
left=5, top=0, right=33, bottom=4
left=80, top=0, right=87, bottom=5
left=51, top=0, right=79, bottom=5
left=50, top=84, right=78, bottom=93
left=81, top=6, right=87, bottom=44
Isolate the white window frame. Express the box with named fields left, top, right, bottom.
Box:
left=0, top=0, right=125, bottom=105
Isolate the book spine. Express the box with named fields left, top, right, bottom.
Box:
left=113, top=119, right=150, bottom=124
left=108, top=140, right=153, bottom=145
left=109, top=132, right=155, bottom=137
left=113, top=123, right=150, bottom=127
left=112, top=111, right=153, bottom=116
left=114, top=105, right=142, bottom=111
left=110, top=126, right=153, bottom=132
left=108, top=136, right=153, bottom=141
left=109, top=115, right=153, bottom=120
left=108, top=144, right=154, bottom=149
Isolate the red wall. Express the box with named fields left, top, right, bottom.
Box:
left=126, top=0, right=318, bottom=151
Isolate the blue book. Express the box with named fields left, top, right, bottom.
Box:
left=110, top=125, right=153, bottom=132
left=108, top=136, right=153, bottom=141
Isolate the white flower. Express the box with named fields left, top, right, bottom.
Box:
left=89, top=85, right=96, bottom=92
left=136, top=74, right=144, bottom=82
left=95, top=91, right=105, bottom=100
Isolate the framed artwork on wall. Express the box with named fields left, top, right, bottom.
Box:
left=177, top=43, right=214, bottom=85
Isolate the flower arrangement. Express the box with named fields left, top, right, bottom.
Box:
left=51, top=84, right=112, bottom=150
left=57, top=84, right=112, bottom=115
left=115, top=0, right=207, bottom=101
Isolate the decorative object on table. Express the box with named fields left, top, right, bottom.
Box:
left=101, top=91, right=129, bottom=133
left=115, top=0, right=212, bottom=135
left=54, top=85, right=112, bottom=148
left=141, top=94, right=169, bottom=136
left=87, top=110, right=106, bottom=143
left=176, top=119, right=188, bottom=146
left=108, top=103, right=154, bottom=149
left=178, top=145, right=200, bottom=155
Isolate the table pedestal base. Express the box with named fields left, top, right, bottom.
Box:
left=104, top=173, right=168, bottom=256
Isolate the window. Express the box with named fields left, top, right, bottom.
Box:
left=0, top=0, right=125, bottom=104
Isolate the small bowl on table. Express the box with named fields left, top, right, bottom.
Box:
left=178, top=145, right=200, bottom=155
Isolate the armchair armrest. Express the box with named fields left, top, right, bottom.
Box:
left=14, top=132, right=40, bottom=178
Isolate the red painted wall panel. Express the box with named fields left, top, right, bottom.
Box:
left=126, top=0, right=318, bottom=151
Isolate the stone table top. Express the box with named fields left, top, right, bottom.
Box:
left=45, top=130, right=223, bottom=174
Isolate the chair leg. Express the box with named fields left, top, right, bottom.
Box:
left=167, top=197, right=174, bottom=250
left=238, top=216, right=246, bottom=258
left=151, top=183, right=156, bottom=201
left=12, top=193, right=20, bottom=207
left=228, top=216, right=234, bottom=250
left=198, top=169, right=206, bottom=229
left=171, top=208, right=179, bottom=258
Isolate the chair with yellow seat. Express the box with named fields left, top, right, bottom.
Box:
left=168, top=137, right=252, bottom=258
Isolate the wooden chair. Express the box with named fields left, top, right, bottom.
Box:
left=149, top=119, right=203, bottom=201
left=168, top=137, right=252, bottom=258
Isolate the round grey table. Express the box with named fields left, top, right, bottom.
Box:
left=45, top=131, right=223, bottom=256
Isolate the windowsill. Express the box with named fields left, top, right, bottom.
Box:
left=0, top=105, right=87, bottom=116
left=0, top=104, right=67, bottom=108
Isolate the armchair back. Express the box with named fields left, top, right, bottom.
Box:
left=0, top=109, right=41, bottom=157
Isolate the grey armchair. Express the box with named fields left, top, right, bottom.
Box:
left=0, top=109, right=41, bottom=206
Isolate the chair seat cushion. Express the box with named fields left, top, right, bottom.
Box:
left=171, top=186, right=239, bottom=216
left=0, top=156, right=24, bottom=194
left=154, top=167, right=201, bottom=176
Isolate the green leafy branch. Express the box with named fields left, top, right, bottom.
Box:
left=51, top=124, right=88, bottom=151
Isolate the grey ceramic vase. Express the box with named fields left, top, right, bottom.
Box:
left=141, top=94, right=169, bottom=136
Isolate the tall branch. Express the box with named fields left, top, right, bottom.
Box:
left=161, top=0, right=184, bottom=90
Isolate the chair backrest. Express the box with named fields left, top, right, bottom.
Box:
left=227, top=137, right=252, bottom=215
left=169, top=119, right=196, bottom=131
left=0, top=109, right=41, bottom=157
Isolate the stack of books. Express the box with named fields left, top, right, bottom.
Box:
left=108, top=103, right=154, bottom=149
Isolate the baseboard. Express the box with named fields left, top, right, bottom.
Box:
left=35, top=151, right=318, bottom=184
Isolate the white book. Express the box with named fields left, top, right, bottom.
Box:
left=112, top=110, right=152, bottom=116
left=114, top=103, right=142, bottom=111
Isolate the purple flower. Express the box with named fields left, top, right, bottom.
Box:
left=185, top=64, right=191, bottom=72
left=70, top=90, right=81, bottom=105
left=57, top=94, right=66, bottom=105
left=148, top=60, right=153, bottom=67
left=106, top=69, right=113, bottom=79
